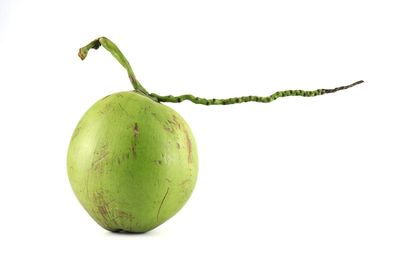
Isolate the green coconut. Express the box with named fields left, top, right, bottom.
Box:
left=67, top=91, right=197, bottom=232
left=67, top=37, right=363, bottom=233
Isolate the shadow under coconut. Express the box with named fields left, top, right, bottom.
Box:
left=103, top=228, right=162, bottom=237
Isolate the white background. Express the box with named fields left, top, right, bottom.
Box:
left=1, top=0, right=399, bottom=266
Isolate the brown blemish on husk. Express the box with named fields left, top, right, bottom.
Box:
left=91, top=151, right=109, bottom=167
left=115, top=210, right=135, bottom=220
left=131, top=123, right=139, bottom=157
left=91, top=144, right=109, bottom=174
left=163, top=115, right=183, bottom=134
left=98, top=205, right=109, bottom=217
left=172, top=115, right=182, bottom=129
left=133, top=123, right=139, bottom=136
left=93, top=191, right=115, bottom=226
left=153, top=160, right=162, bottom=165
left=163, top=125, right=174, bottom=133
left=179, top=179, right=191, bottom=186
left=183, top=127, right=193, bottom=164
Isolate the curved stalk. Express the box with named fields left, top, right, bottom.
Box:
left=79, top=37, right=364, bottom=105
left=78, top=37, right=149, bottom=96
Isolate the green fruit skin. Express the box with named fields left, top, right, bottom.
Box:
left=67, top=91, right=198, bottom=233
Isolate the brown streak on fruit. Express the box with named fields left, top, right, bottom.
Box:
left=131, top=123, right=139, bottom=157
left=93, top=192, right=113, bottom=222
left=133, top=123, right=139, bottom=136
left=157, top=187, right=170, bottom=223
left=116, top=210, right=128, bottom=217
left=91, top=144, right=109, bottom=174
left=172, top=115, right=181, bottom=129
left=115, top=210, right=135, bottom=220
left=98, top=205, right=109, bottom=218
left=91, top=152, right=109, bottom=167
left=163, top=125, right=174, bottom=133
left=179, top=179, right=191, bottom=186
left=183, top=127, right=193, bottom=164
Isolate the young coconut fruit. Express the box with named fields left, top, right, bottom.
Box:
left=67, top=37, right=364, bottom=233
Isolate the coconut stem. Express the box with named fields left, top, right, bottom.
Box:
left=78, top=37, right=150, bottom=97
left=79, top=37, right=364, bottom=105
